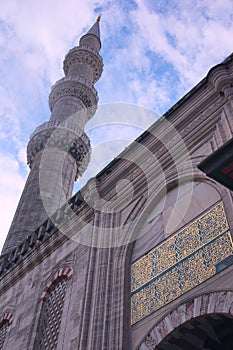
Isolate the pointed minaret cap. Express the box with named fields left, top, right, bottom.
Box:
left=79, top=15, right=102, bottom=51
left=88, top=14, right=101, bottom=38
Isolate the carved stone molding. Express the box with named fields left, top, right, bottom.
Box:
left=49, top=79, right=98, bottom=115
left=143, top=334, right=157, bottom=349
left=208, top=64, right=233, bottom=97
left=27, top=124, right=91, bottom=175
left=63, top=45, right=103, bottom=83
left=147, top=96, right=224, bottom=162
left=30, top=120, right=61, bottom=138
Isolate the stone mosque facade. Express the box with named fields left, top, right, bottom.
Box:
left=0, top=18, right=233, bottom=350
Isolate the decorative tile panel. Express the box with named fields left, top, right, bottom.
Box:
left=131, top=202, right=233, bottom=324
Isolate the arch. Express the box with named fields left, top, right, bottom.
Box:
left=139, top=290, right=233, bottom=349
left=39, top=267, right=73, bottom=302
left=0, top=312, right=13, bottom=326
left=0, top=312, right=13, bottom=349
left=126, top=166, right=222, bottom=247
left=130, top=174, right=224, bottom=265
left=35, top=268, right=72, bottom=350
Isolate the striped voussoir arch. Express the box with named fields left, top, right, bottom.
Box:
left=0, top=312, right=13, bottom=326
left=139, top=290, right=233, bottom=350
left=40, top=267, right=73, bottom=302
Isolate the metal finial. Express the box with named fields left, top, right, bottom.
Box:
left=97, top=14, right=102, bottom=22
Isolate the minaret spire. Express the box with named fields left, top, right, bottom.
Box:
left=86, top=14, right=101, bottom=38
left=2, top=19, right=103, bottom=255
left=79, top=16, right=102, bottom=51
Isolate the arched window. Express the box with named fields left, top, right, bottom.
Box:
left=36, top=268, right=72, bottom=350
left=0, top=313, right=12, bottom=349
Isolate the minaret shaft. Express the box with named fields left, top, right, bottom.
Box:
left=2, top=19, right=103, bottom=255
left=49, top=96, right=87, bottom=125
left=3, top=151, right=77, bottom=251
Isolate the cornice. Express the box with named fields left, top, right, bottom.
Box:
left=163, top=52, right=233, bottom=120
left=0, top=197, right=93, bottom=294
left=91, top=56, right=233, bottom=196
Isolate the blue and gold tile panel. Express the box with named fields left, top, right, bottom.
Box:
left=131, top=202, right=233, bottom=325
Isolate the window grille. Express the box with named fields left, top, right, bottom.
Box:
left=0, top=320, right=9, bottom=349
left=37, top=277, right=67, bottom=350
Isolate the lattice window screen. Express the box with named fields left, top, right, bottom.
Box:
left=37, top=277, right=67, bottom=350
left=0, top=321, right=9, bottom=349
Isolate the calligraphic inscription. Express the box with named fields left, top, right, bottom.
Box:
left=131, top=202, right=233, bottom=325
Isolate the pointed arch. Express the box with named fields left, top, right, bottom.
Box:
left=139, top=290, right=233, bottom=349
left=0, top=312, right=13, bottom=349
left=35, top=267, right=73, bottom=350
left=39, top=267, right=73, bottom=302
left=125, top=166, right=219, bottom=247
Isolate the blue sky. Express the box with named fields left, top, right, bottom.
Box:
left=0, top=0, right=232, bottom=249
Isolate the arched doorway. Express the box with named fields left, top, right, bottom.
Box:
left=156, top=314, right=233, bottom=349
left=139, top=291, right=233, bottom=350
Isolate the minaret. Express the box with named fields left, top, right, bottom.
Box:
left=2, top=17, right=103, bottom=255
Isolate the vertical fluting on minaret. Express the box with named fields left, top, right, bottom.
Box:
left=2, top=18, right=103, bottom=255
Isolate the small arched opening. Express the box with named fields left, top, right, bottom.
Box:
left=156, top=314, right=233, bottom=350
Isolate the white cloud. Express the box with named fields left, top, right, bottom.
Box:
left=131, top=0, right=233, bottom=98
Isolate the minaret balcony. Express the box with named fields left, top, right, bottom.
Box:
left=48, top=77, right=98, bottom=117
left=63, top=44, right=103, bottom=83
